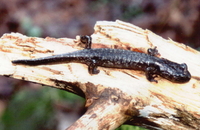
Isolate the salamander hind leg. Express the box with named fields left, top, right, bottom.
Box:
left=145, top=67, right=158, bottom=83
left=88, top=59, right=100, bottom=74
left=80, top=35, right=92, bottom=49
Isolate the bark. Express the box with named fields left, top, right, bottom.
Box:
left=0, top=20, right=200, bottom=130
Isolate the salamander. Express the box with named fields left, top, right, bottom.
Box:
left=12, top=35, right=191, bottom=83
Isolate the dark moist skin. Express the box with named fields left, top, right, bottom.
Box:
left=12, top=35, right=191, bottom=83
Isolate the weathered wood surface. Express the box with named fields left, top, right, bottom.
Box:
left=0, top=20, right=200, bottom=130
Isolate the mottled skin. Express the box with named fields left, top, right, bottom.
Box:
left=12, top=36, right=191, bottom=83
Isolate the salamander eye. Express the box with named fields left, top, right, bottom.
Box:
left=180, top=63, right=187, bottom=70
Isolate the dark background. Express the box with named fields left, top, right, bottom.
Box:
left=0, top=0, right=199, bottom=130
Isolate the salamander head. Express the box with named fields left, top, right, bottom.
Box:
left=160, top=63, right=191, bottom=83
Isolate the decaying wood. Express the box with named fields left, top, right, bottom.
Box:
left=0, top=20, right=200, bottom=130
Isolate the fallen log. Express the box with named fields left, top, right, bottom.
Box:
left=0, top=20, right=199, bottom=130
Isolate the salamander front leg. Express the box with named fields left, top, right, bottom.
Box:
left=145, top=67, right=158, bottom=83
left=88, top=59, right=100, bottom=74
left=147, top=47, right=160, bottom=57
